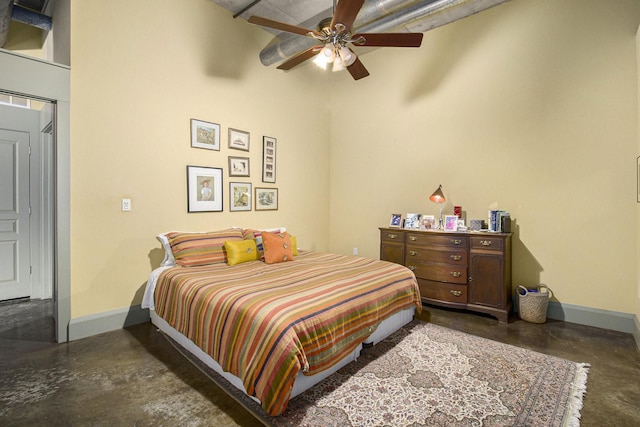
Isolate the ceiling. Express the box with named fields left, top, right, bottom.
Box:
left=211, top=0, right=511, bottom=67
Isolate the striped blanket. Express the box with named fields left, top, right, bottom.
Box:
left=154, top=251, right=421, bottom=416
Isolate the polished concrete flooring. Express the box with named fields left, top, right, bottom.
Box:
left=0, top=299, right=638, bottom=426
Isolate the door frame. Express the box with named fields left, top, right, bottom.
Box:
left=0, top=50, right=71, bottom=342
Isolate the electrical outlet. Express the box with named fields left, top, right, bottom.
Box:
left=353, top=247, right=358, bottom=255
left=122, top=198, right=131, bottom=211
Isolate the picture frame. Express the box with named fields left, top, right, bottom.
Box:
left=255, top=187, right=278, bottom=211
left=228, top=156, right=250, bottom=177
left=229, top=182, right=252, bottom=212
left=404, top=213, right=421, bottom=230
left=262, top=136, right=277, bottom=183
left=187, top=165, right=222, bottom=212
left=421, top=215, right=436, bottom=230
left=389, top=213, right=402, bottom=228
left=444, top=215, right=459, bottom=231
left=190, top=119, right=220, bottom=150
left=228, top=128, right=250, bottom=151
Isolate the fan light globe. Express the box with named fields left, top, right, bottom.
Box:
left=321, top=44, right=335, bottom=61
left=339, top=46, right=356, bottom=66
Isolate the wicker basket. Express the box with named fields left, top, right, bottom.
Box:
left=517, top=285, right=552, bottom=324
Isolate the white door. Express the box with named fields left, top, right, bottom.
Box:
left=0, top=106, right=39, bottom=300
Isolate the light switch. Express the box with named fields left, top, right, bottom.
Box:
left=122, top=198, right=131, bottom=211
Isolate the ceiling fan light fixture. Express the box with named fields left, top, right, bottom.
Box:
left=321, top=43, right=335, bottom=61
left=332, top=58, right=346, bottom=72
left=338, top=45, right=356, bottom=66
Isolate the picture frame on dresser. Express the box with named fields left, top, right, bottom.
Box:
left=389, top=213, right=402, bottom=228
left=190, top=119, right=220, bottom=151
left=421, top=215, right=435, bottom=230
left=444, top=215, right=458, bottom=231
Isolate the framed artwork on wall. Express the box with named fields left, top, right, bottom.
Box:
left=187, top=165, right=222, bottom=212
left=228, top=128, right=250, bottom=151
left=228, top=156, right=250, bottom=177
left=262, top=136, right=277, bottom=183
left=230, top=182, right=252, bottom=212
left=255, top=187, right=278, bottom=211
left=190, top=119, right=220, bottom=150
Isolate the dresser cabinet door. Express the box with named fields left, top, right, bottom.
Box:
left=380, top=230, right=405, bottom=265
left=468, top=252, right=504, bottom=308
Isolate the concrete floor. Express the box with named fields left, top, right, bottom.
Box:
left=0, top=299, right=638, bottom=426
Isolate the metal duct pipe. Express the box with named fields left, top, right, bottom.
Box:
left=12, top=5, right=53, bottom=31
left=0, top=0, right=14, bottom=48
left=258, top=0, right=509, bottom=67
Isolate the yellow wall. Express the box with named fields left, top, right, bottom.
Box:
left=69, top=0, right=331, bottom=317
left=329, top=0, right=640, bottom=314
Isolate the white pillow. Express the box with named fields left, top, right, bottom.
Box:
left=157, top=233, right=175, bottom=267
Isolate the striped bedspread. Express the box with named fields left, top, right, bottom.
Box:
left=154, top=251, right=421, bottom=416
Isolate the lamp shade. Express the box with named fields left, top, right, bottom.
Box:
left=429, top=185, right=445, bottom=203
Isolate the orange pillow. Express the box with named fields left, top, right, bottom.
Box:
left=262, top=231, right=294, bottom=264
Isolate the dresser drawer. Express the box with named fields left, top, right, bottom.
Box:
left=380, top=230, right=405, bottom=243
left=406, top=246, right=467, bottom=265
left=470, top=236, right=504, bottom=251
left=418, top=279, right=468, bottom=304
left=406, top=263, right=467, bottom=284
left=406, top=233, right=468, bottom=248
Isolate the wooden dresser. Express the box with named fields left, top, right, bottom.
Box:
left=379, top=227, right=512, bottom=322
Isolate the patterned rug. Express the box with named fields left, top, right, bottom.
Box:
left=171, top=321, right=589, bottom=427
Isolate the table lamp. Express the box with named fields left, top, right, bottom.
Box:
left=429, top=184, right=445, bottom=230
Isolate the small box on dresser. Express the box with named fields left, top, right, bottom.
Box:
left=379, top=228, right=512, bottom=322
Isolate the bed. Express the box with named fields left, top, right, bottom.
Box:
left=142, top=228, right=421, bottom=416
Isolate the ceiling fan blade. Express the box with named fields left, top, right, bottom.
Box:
left=276, top=46, right=322, bottom=71
left=347, top=57, right=370, bottom=80
left=248, top=15, right=318, bottom=37
left=352, top=32, right=424, bottom=47
left=331, top=0, right=365, bottom=32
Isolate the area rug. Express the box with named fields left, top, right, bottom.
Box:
left=169, top=321, right=589, bottom=427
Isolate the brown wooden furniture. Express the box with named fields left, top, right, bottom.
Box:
left=379, top=227, right=512, bottom=322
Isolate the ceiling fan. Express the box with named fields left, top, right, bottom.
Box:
left=247, top=0, right=424, bottom=80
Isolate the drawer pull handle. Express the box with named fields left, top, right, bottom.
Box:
left=452, top=239, right=462, bottom=245
left=387, top=234, right=397, bottom=239
left=408, top=265, right=416, bottom=271
left=409, top=236, right=417, bottom=241
left=450, top=255, right=462, bottom=261
left=450, top=290, right=462, bottom=297
left=409, top=250, right=418, bottom=256
left=450, top=271, right=462, bottom=278
left=480, top=240, right=493, bottom=246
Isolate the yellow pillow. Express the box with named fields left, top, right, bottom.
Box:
left=290, top=235, right=299, bottom=256
left=224, top=239, right=259, bottom=266
left=262, top=231, right=294, bottom=264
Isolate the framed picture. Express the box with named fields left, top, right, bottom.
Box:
left=190, top=119, right=220, bottom=150
left=229, top=182, right=252, bottom=212
left=228, top=156, right=250, bottom=177
left=421, top=215, right=436, bottom=230
left=404, top=213, right=421, bottom=229
left=262, top=136, right=277, bottom=183
left=228, top=128, right=250, bottom=151
left=255, top=187, right=278, bottom=211
left=445, top=215, right=458, bottom=231
left=187, top=165, right=222, bottom=212
left=389, top=213, right=402, bottom=228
